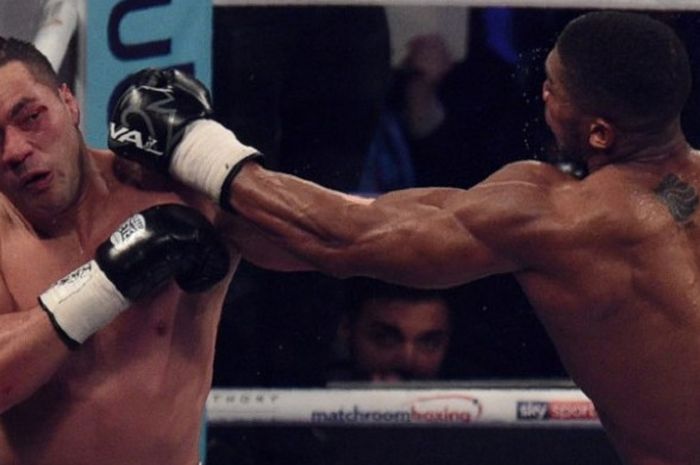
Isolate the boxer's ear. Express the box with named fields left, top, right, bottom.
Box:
left=588, top=118, right=614, bottom=150
left=59, top=84, right=80, bottom=126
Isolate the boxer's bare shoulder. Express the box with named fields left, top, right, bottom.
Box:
left=0, top=193, right=33, bottom=233
left=96, top=149, right=217, bottom=225
left=458, top=161, right=585, bottom=242
left=470, top=160, right=584, bottom=219
left=483, top=160, right=572, bottom=185
left=0, top=194, right=20, bottom=316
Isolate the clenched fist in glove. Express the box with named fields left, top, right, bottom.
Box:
left=109, top=68, right=262, bottom=210
left=40, top=204, right=230, bottom=348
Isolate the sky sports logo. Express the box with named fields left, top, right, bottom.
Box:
left=517, top=400, right=598, bottom=421
left=311, top=395, right=482, bottom=425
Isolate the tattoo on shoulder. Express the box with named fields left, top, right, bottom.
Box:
left=654, top=173, right=699, bottom=223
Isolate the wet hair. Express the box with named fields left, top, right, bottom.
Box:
left=344, top=278, right=450, bottom=325
left=555, top=11, right=691, bottom=131
left=0, top=36, right=59, bottom=90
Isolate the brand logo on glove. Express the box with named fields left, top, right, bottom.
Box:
left=52, top=262, right=95, bottom=301
left=109, top=122, right=163, bottom=156
left=110, top=214, right=147, bottom=250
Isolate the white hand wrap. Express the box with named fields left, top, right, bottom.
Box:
left=171, top=119, right=260, bottom=204
left=39, top=260, right=131, bottom=347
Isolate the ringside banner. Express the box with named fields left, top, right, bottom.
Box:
left=85, top=0, right=211, bottom=148
left=206, top=388, right=601, bottom=428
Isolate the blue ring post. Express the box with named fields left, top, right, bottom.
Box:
left=199, top=409, right=207, bottom=464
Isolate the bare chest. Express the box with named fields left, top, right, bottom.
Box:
left=1, top=192, right=185, bottom=310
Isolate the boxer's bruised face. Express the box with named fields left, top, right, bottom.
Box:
left=345, top=298, right=451, bottom=381
left=0, top=61, right=83, bottom=222
left=542, top=48, right=590, bottom=162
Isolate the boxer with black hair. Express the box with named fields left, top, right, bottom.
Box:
left=0, top=36, right=306, bottom=465
left=113, top=11, right=700, bottom=465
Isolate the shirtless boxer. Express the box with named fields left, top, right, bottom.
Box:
left=0, top=37, right=288, bottom=465
left=112, top=10, right=699, bottom=465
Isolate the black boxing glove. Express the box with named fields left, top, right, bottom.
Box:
left=108, top=68, right=262, bottom=209
left=39, top=204, right=230, bottom=348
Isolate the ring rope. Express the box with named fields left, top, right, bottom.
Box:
left=207, top=382, right=600, bottom=428
left=213, top=0, right=700, bottom=11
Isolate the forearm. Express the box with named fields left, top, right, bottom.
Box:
left=229, top=163, right=369, bottom=276
left=218, top=214, right=317, bottom=272
left=227, top=164, right=484, bottom=288
left=0, top=308, right=70, bottom=413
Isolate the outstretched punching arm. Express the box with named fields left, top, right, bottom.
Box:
left=108, top=69, right=566, bottom=286
left=226, top=162, right=562, bottom=288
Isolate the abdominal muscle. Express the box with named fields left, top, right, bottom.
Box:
left=0, top=281, right=229, bottom=465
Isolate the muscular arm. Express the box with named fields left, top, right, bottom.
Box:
left=0, top=283, right=69, bottom=414
left=106, top=74, right=567, bottom=283
left=215, top=212, right=317, bottom=272
left=228, top=161, right=562, bottom=288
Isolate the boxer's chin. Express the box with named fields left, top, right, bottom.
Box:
left=113, top=157, right=173, bottom=191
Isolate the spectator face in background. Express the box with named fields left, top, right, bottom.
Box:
left=341, top=296, right=451, bottom=382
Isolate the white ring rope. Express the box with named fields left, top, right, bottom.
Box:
left=213, top=0, right=700, bottom=10
left=207, top=382, right=601, bottom=428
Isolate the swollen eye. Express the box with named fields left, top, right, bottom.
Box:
left=19, top=111, right=42, bottom=130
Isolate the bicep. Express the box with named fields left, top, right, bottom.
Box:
left=340, top=169, right=562, bottom=288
